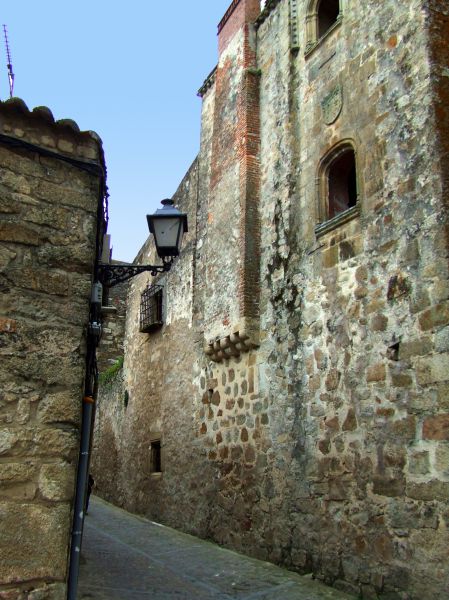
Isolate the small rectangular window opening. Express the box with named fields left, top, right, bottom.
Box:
left=150, top=439, right=162, bottom=473
left=140, top=284, right=163, bottom=332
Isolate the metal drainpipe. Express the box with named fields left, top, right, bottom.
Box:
left=67, top=332, right=98, bottom=600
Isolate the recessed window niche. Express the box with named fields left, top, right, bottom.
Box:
left=316, top=142, right=360, bottom=236
left=318, top=0, right=340, bottom=38
left=306, top=0, right=341, bottom=53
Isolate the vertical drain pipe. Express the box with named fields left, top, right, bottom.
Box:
left=67, top=335, right=98, bottom=600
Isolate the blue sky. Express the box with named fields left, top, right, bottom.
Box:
left=1, top=1, right=231, bottom=261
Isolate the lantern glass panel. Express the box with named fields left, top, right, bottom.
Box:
left=152, top=217, right=183, bottom=256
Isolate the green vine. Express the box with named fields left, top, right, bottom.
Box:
left=99, top=356, right=124, bottom=387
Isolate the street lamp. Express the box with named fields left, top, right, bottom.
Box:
left=147, top=198, right=188, bottom=258
left=98, top=199, right=188, bottom=287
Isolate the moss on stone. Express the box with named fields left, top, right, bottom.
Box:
left=99, top=356, right=123, bottom=387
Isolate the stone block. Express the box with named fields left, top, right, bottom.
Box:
left=0, top=463, right=35, bottom=483
left=38, top=463, right=75, bottom=501
left=207, top=378, right=218, bottom=390
left=367, top=363, right=386, bottom=382
left=342, top=408, right=357, bottom=431
left=308, top=374, right=321, bottom=392
left=437, top=383, right=449, bottom=410
left=373, top=532, right=394, bottom=561
left=399, top=337, right=433, bottom=359
left=387, top=273, right=410, bottom=301
left=0, top=481, right=37, bottom=501
left=391, top=372, right=413, bottom=388
left=325, top=369, right=340, bottom=391
left=410, top=287, right=431, bottom=314
left=370, top=314, right=388, bottom=331
left=0, top=222, right=40, bottom=245
left=211, top=391, right=221, bottom=406
left=35, top=180, right=96, bottom=214
left=27, top=583, right=66, bottom=600
left=408, top=451, right=430, bottom=475
left=33, top=429, right=79, bottom=460
left=388, top=502, right=438, bottom=530
left=435, top=328, right=449, bottom=353
left=354, top=285, right=368, bottom=299
left=8, top=267, right=69, bottom=296
left=422, top=414, right=449, bottom=440
left=435, top=444, right=449, bottom=475
left=0, top=590, right=23, bottom=600
left=390, top=416, right=416, bottom=442
left=419, top=302, right=449, bottom=331
left=37, top=392, right=81, bottom=426
left=407, top=479, right=449, bottom=501
left=322, top=246, right=338, bottom=269
left=0, top=502, right=70, bottom=584
left=373, top=476, right=405, bottom=497
left=0, top=430, right=18, bottom=455
left=0, top=317, right=17, bottom=333
left=57, top=139, right=74, bottom=153
left=416, top=354, right=449, bottom=385
left=12, top=351, right=85, bottom=387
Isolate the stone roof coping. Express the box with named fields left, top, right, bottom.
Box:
left=197, top=66, right=218, bottom=98
left=218, top=0, right=244, bottom=34
left=0, top=97, right=103, bottom=145
left=255, top=0, right=283, bottom=27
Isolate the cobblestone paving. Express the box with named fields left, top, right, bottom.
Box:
left=78, top=496, right=355, bottom=600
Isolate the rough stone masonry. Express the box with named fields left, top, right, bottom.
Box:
left=93, top=1, right=449, bottom=598
left=0, top=99, right=105, bottom=599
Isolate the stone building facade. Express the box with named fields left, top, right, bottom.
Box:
left=0, top=99, right=105, bottom=599
left=93, top=1, right=449, bottom=598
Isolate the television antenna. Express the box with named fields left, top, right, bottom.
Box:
left=3, top=25, right=14, bottom=98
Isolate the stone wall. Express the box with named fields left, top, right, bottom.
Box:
left=96, top=266, right=128, bottom=375
left=92, top=159, right=204, bottom=520
left=93, top=1, right=449, bottom=598
left=0, top=99, right=104, bottom=599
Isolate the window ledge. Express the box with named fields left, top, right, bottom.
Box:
left=305, top=15, right=343, bottom=58
left=315, top=204, right=360, bottom=238
left=150, top=472, right=162, bottom=479
left=140, top=321, right=163, bottom=334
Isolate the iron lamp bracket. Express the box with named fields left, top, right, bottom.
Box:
left=98, top=259, right=173, bottom=287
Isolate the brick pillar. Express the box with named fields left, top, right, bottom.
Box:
left=217, top=0, right=261, bottom=55
left=206, top=0, right=261, bottom=348
left=428, top=2, right=449, bottom=216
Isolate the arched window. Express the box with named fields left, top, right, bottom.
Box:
left=318, top=142, right=359, bottom=225
left=318, top=0, right=340, bottom=38
left=306, top=0, right=341, bottom=52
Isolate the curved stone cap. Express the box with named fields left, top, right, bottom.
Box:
left=197, top=66, right=217, bottom=98
left=0, top=97, right=103, bottom=145
left=255, top=0, right=282, bottom=27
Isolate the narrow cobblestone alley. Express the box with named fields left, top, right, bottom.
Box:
left=78, top=497, right=355, bottom=600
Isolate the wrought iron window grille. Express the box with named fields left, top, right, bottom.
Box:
left=140, top=284, right=164, bottom=332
